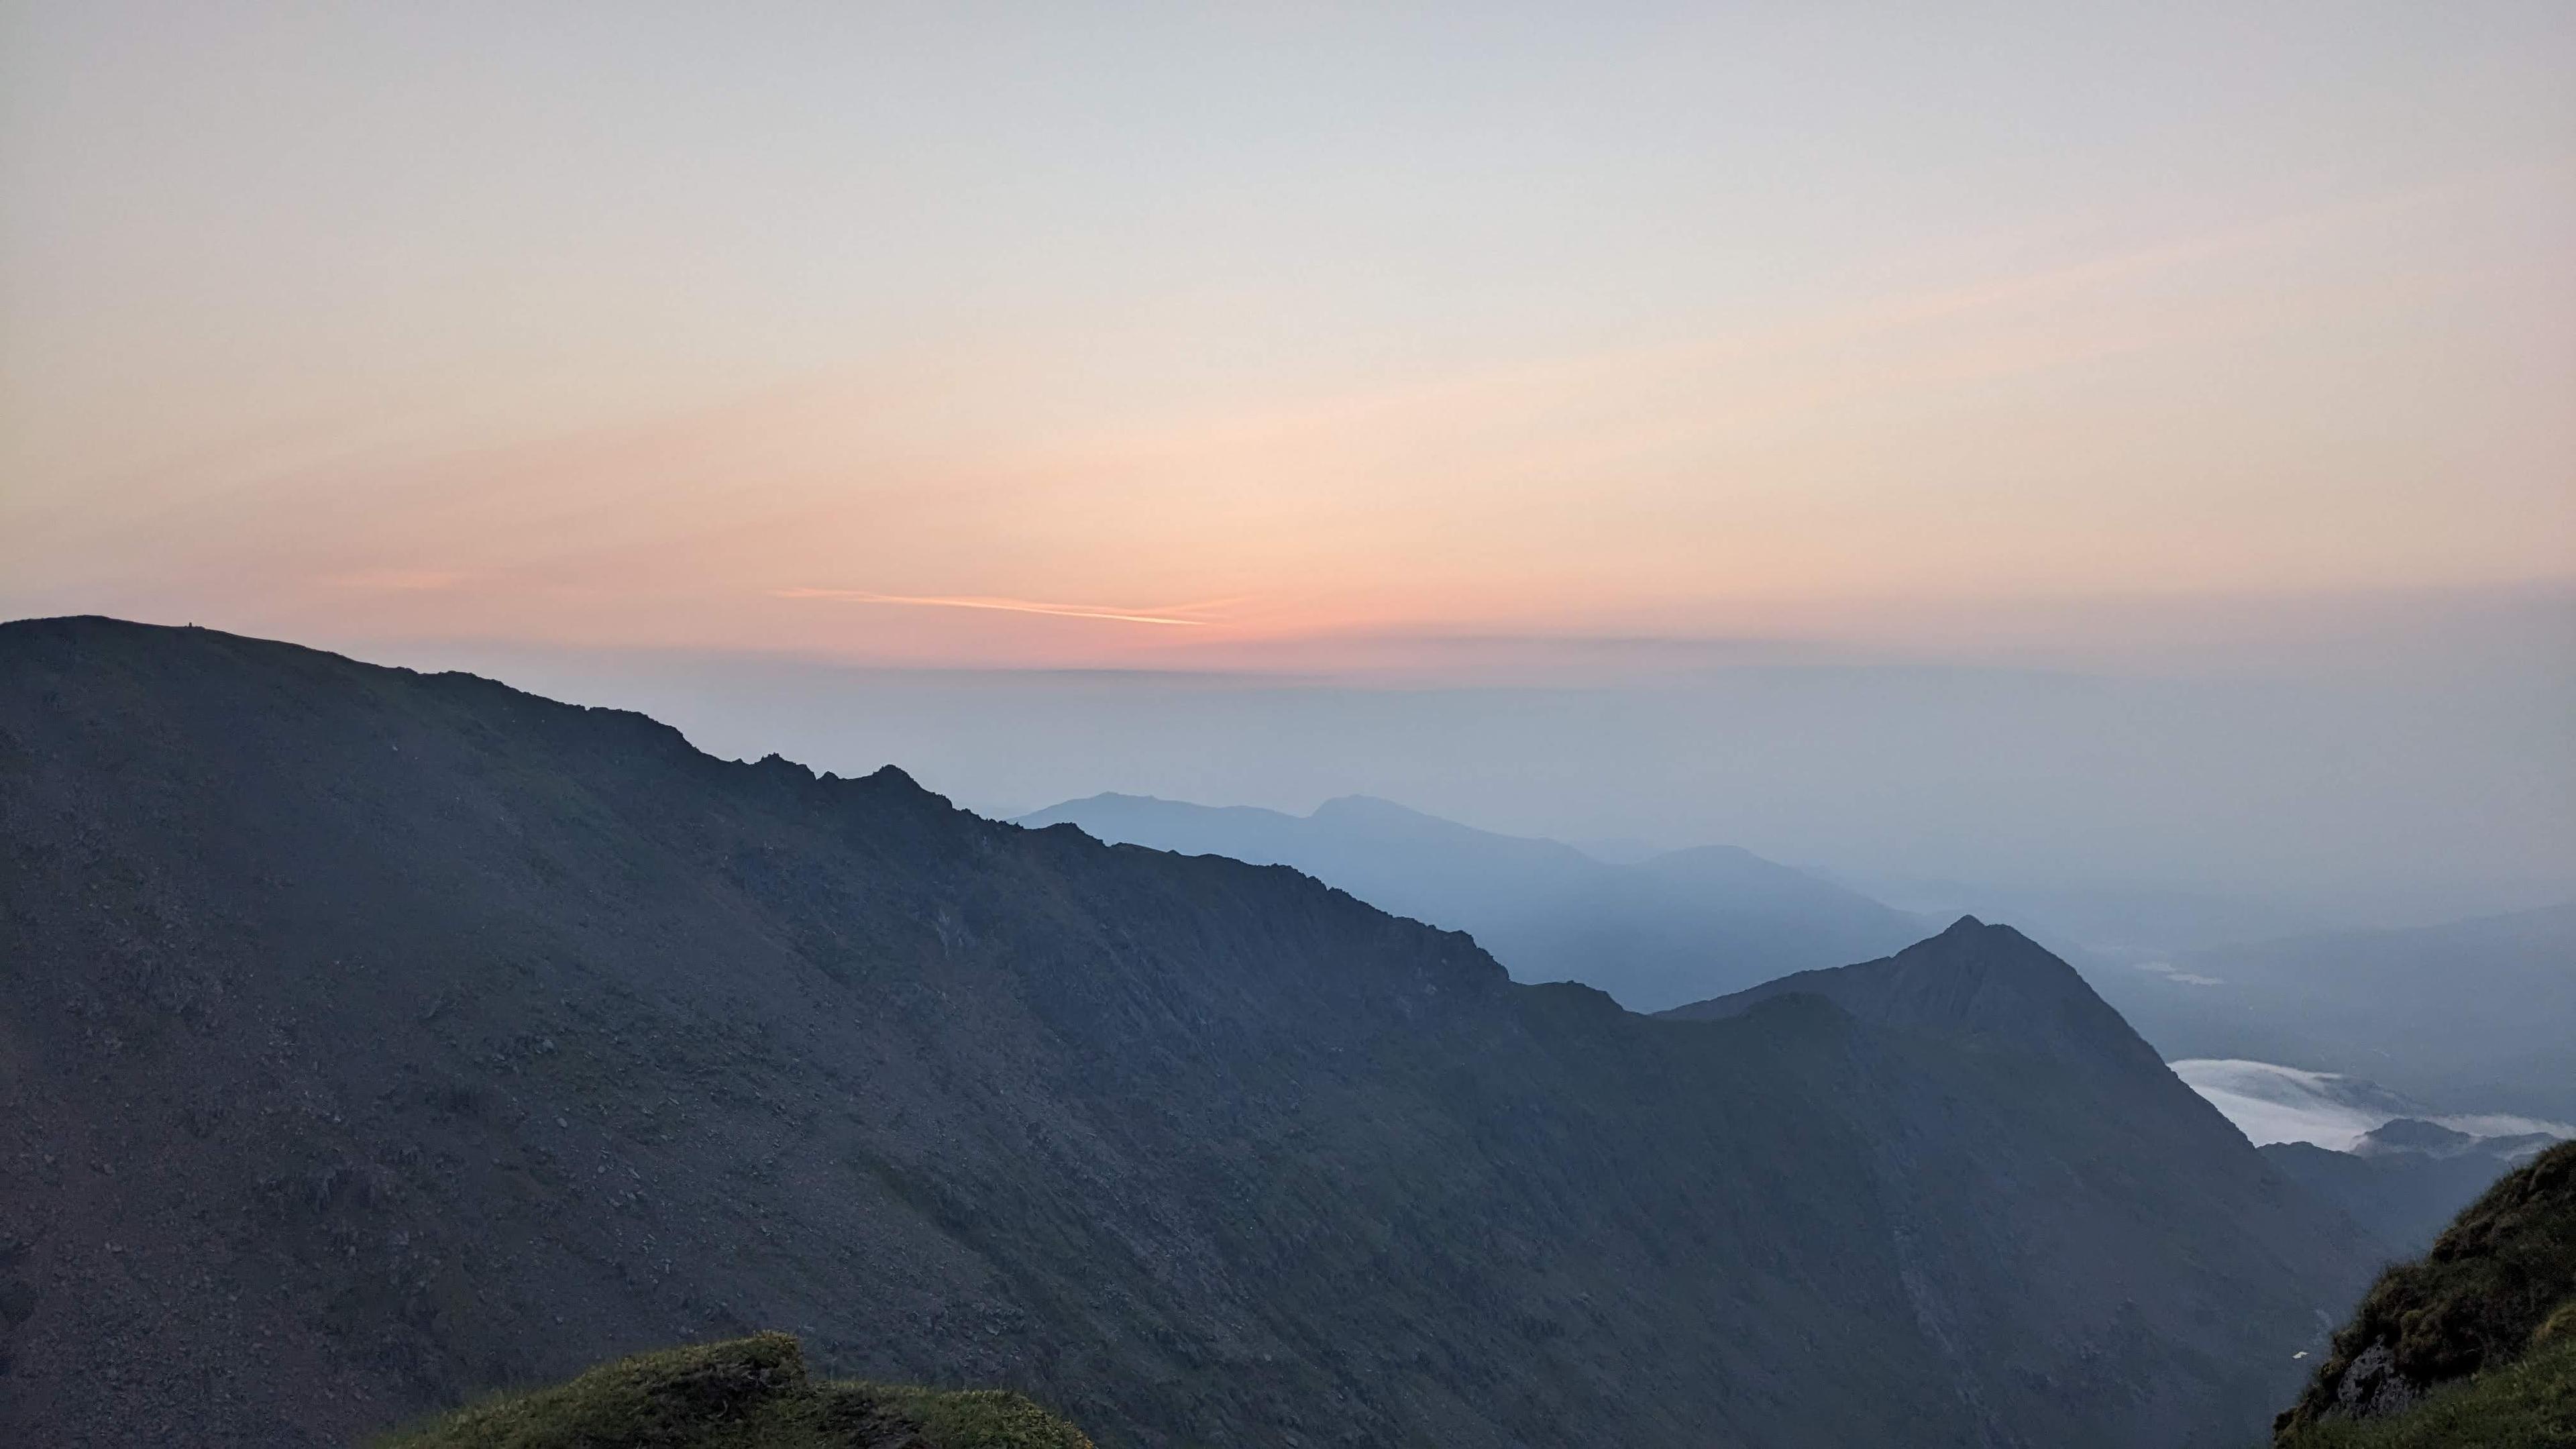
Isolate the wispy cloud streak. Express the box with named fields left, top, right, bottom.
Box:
left=771, top=588, right=1224, bottom=627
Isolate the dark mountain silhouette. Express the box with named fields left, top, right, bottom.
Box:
left=1661, top=915, right=2169, bottom=1075
left=2099, top=905, right=2576, bottom=1122
left=1017, top=791, right=1926, bottom=1011
left=1680, top=943, right=2565, bottom=1260
left=1, top=618, right=2372, bottom=1448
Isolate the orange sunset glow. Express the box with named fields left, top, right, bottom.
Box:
left=8, top=8, right=2571, bottom=678
left=2, top=1, right=2569, bottom=904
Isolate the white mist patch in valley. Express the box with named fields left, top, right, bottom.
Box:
left=2132, top=959, right=2225, bottom=986
left=2170, top=1058, right=2575, bottom=1150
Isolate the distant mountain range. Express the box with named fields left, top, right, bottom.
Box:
left=0, top=618, right=2377, bottom=1447
left=1017, top=794, right=2576, bottom=1153
left=2100, top=905, right=2576, bottom=1122
left=1016, top=791, right=1927, bottom=1011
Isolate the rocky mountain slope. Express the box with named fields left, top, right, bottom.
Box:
left=1017, top=791, right=1924, bottom=1010
left=1, top=618, right=2372, bottom=1447
left=1660, top=914, right=2172, bottom=1075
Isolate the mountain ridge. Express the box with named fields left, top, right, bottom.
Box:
left=1660, top=914, right=2173, bottom=1078
left=0, top=616, right=2374, bottom=1447
left=1016, top=788, right=1927, bottom=1011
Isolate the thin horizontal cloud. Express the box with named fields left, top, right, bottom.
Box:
left=771, top=587, right=1226, bottom=627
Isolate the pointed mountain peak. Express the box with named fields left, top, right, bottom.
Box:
left=1662, top=918, right=2162, bottom=1074
left=839, top=762, right=959, bottom=816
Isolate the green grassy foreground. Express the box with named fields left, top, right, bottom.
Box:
left=2276, top=1142, right=2576, bottom=1448
left=372, top=1333, right=1094, bottom=1449
left=2274, top=1326, right=2574, bottom=1449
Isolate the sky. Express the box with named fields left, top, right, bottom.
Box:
left=3, top=2, right=2572, bottom=920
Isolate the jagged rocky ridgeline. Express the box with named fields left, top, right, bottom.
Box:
left=1, top=617, right=2375, bottom=1448
left=2274, top=1140, right=2576, bottom=1446
left=1015, top=790, right=1927, bottom=1011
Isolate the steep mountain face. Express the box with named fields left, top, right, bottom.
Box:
left=1662, top=916, right=2170, bottom=1076
left=1017, top=792, right=1925, bottom=1012
left=2101, top=906, right=2576, bottom=1122
left=1664, top=924, right=2411, bottom=1309
left=1681, top=932, right=2563, bottom=1258
left=1, top=619, right=2371, bottom=1448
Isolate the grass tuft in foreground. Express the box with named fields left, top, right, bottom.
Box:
left=2276, top=1141, right=2576, bottom=1448
left=371, top=1332, right=1095, bottom=1449
left=2273, top=1330, right=2575, bottom=1448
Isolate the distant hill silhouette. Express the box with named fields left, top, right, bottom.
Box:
left=1018, top=791, right=1926, bottom=1010
left=1, top=618, right=2373, bottom=1448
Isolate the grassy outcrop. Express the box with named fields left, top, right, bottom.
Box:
left=2277, top=1142, right=2576, bottom=1446
left=2271, top=1332, right=2574, bottom=1448
left=373, top=1334, right=1093, bottom=1449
